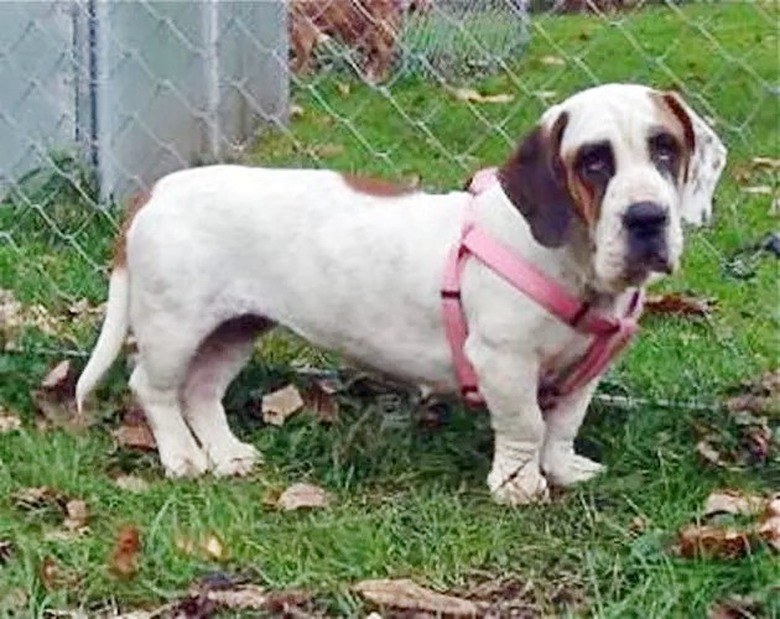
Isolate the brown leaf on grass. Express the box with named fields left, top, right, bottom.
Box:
left=355, top=578, right=480, bottom=617
left=302, top=380, right=339, bottom=423
left=757, top=514, right=780, bottom=551
left=12, top=486, right=66, bottom=510
left=289, top=103, right=304, bottom=118
left=112, top=406, right=156, bottom=451
left=0, top=409, right=22, bottom=433
left=676, top=524, right=752, bottom=559
left=203, top=584, right=269, bottom=611
left=725, top=369, right=780, bottom=417
left=750, top=156, right=780, bottom=170
left=174, top=533, right=227, bottom=561
left=276, top=482, right=329, bottom=511
left=0, top=289, right=63, bottom=351
left=63, top=500, right=89, bottom=532
left=41, top=360, right=72, bottom=389
left=0, top=539, right=15, bottom=565
left=31, top=359, right=86, bottom=430
left=310, top=143, right=344, bottom=158
left=337, top=81, right=351, bottom=95
left=262, top=385, right=304, bottom=426
left=111, top=525, right=141, bottom=579
left=203, top=534, right=226, bottom=561
left=708, top=595, right=762, bottom=619
left=643, top=293, right=715, bottom=317
left=704, top=490, right=769, bottom=517
left=450, top=86, right=514, bottom=104
left=696, top=439, right=730, bottom=468
left=39, top=556, right=80, bottom=591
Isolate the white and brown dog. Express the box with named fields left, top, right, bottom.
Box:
left=76, top=84, right=726, bottom=505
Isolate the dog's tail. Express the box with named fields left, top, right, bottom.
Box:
left=75, top=267, right=130, bottom=413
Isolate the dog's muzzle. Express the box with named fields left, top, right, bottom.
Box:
left=623, top=201, right=671, bottom=276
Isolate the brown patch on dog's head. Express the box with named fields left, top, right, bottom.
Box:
left=498, top=112, right=577, bottom=248
left=113, top=190, right=151, bottom=268
left=341, top=173, right=419, bottom=198
left=650, top=91, right=695, bottom=183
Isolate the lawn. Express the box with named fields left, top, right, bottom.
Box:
left=0, top=2, right=778, bottom=617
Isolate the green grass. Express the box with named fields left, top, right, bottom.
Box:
left=1, top=3, right=779, bottom=617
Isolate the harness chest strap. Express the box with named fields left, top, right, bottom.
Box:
left=441, top=176, right=644, bottom=411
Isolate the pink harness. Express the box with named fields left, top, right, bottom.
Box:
left=442, top=167, right=644, bottom=411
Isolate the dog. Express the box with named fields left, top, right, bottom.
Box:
left=76, top=84, right=726, bottom=505
left=288, top=0, right=421, bottom=83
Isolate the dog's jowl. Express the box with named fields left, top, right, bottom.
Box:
left=77, top=84, right=726, bottom=506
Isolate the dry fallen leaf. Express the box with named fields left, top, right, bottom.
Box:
left=202, top=534, right=226, bottom=561
left=262, top=385, right=304, bottom=426
left=41, top=360, right=72, bottom=389
left=708, top=595, right=762, bottom=619
left=725, top=369, right=780, bottom=417
left=750, top=156, right=780, bottom=170
left=38, top=556, right=79, bottom=591
left=676, top=524, right=752, bottom=559
left=0, top=539, right=15, bottom=565
left=204, top=585, right=269, bottom=611
left=644, top=293, right=714, bottom=317
left=276, top=482, right=329, bottom=511
left=63, top=499, right=89, bottom=532
left=704, top=490, right=768, bottom=518
left=696, top=439, right=729, bottom=468
left=12, top=486, right=66, bottom=510
left=289, top=103, right=304, bottom=118
left=450, top=86, right=514, bottom=104
left=111, top=525, right=141, bottom=579
left=31, top=360, right=85, bottom=430
left=0, top=409, right=22, bottom=433
left=355, top=578, right=479, bottom=617
left=114, top=475, right=150, bottom=493
left=302, top=379, right=339, bottom=423
left=337, top=81, right=351, bottom=95
left=757, top=515, right=780, bottom=551
left=112, top=407, right=156, bottom=451
left=311, top=143, right=344, bottom=158
left=175, top=533, right=227, bottom=561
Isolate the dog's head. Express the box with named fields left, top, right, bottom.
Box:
left=499, top=83, right=727, bottom=293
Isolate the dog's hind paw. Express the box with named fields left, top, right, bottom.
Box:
left=208, top=441, right=261, bottom=477
left=542, top=451, right=605, bottom=487
left=161, top=447, right=210, bottom=479
left=488, top=460, right=550, bottom=506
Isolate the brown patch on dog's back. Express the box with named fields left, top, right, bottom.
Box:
left=113, top=190, right=151, bottom=268
left=341, top=173, right=419, bottom=198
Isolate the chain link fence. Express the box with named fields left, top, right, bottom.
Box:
left=1, top=0, right=777, bottom=411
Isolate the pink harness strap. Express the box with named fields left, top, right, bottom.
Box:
left=442, top=168, right=644, bottom=411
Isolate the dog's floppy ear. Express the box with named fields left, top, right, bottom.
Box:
left=660, top=91, right=728, bottom=227
left=498, top=111, right=575, bottom=248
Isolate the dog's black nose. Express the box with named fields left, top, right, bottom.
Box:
left=623, top=202, right=668, bottom=234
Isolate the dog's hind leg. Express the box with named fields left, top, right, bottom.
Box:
left=181, top=315, right=272, bottom=477
left=129, top=346, right=210, bottom=479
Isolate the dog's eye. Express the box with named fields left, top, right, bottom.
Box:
left=650, top=133, right=680, bottom=166
left=578, top=144, right=614, bottom=181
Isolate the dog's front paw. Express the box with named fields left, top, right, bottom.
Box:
left=208, top=441, right=261, bottom=477
left=542, top=449, right=605, bottom=487
left=488, top=459, right=549, bottom=505
left=161, top=447, right=210, bottom=479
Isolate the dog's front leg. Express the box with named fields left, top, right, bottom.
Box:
left=541, top=381, right=605, bottom=487
left=469, top=343, right=549, bottom=505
